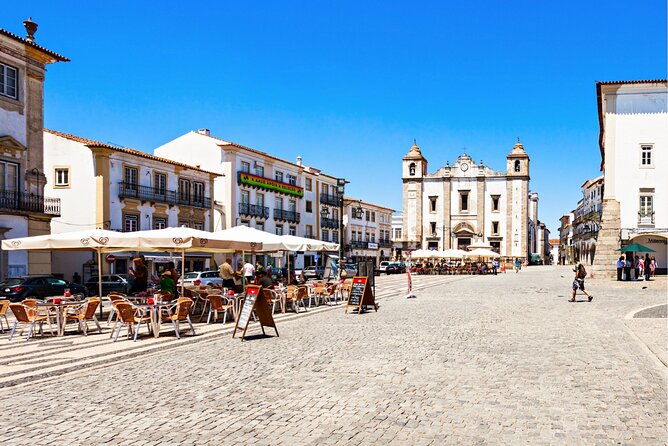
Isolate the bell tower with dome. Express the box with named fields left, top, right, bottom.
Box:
left=402, top=141, right=427, bottom=251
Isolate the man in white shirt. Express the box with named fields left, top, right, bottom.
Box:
left=242, top=260, right=255, bottom=284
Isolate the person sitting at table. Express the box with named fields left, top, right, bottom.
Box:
left=163, top=261, right=179, bottom=296
left=255, top=270, right=274, bottom=289
left=129, top=257, right=148, bottom=294
left=159, top=270, right=176, bottom=296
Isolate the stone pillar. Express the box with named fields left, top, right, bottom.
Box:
left=443, top=178, right=451, bottom=249
left=0, top=228, right=10, bottom=279
left=591, top=199, right=621, bottom=278
left=476, top=178, right=484, bottom=240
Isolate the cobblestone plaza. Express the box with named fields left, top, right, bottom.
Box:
left=0, top=266, right=665, bottom=445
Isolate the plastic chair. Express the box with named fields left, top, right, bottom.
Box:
left=8, top=303, right=54, bottom=341
left=111, top=302, right=152, bottom=342
left=206, top=295, right=234, bottom=324
left=66, top=297, right=102, bottom=335
left=161, top=297, right=196, bottom=339
left=0, top=300, right=10, bottom=333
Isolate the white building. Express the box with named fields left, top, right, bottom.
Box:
left=571, top=176, right=603, bottom=265
left=0, top=21, right=68, bottom=278
left=400, top=140, right=539, bottom=259
left=593, top=80, right=667, bottom=277
left=154, top=129, right=343, bottom=270
left=391, top=213, right=403, bottom=260
left=43, top=130, right=219, bottom=281
left=558, top=213, right=574, bottom=265
left=343, top=197, right=394, bottom=265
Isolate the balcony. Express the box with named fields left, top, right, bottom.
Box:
left=321, top=217, right=338, bottom=229
left=346, top=240, right=368, bottom=249
left=118, top=182, right=211, bottom=209
left=378, top=239, right=392, bottom=247
left=239, top=202, right=270, bottom=219
left=320, top=193, right=342, bottom=207
left=274, top=208, right=300, bottom=223
left=638, top=211, right=655, bottom=226
left=0, top=190, right=61, bottom=217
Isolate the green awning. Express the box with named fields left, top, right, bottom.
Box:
left=617, top=243, right=655, bottom=253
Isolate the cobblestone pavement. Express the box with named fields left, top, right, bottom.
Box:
left=0, top=266, right=666, bottom=445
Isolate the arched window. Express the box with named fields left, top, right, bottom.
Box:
left=514, top=160, right=521, bottom=172
left=409, top=163, right=416, bottom=176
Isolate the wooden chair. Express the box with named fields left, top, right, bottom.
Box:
left=322, top=283, right=338, bottom=305
left=0, top=299, right=10, bottom=333
left=111, top=302, right=152, bottom=342
left=66, top=297, right=102, bottom=335
left=264, top=289, right=284, bottom=314
left=8, top=303, right=54, bottom=341
left=206, top=294, right=234, bottom=324
left=161, top=297, right=196, bottom=338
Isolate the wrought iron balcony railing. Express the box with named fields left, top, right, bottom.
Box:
left=0, top=190, right=60, bottom=216
left=239, top=202, right=270, bottom=219
left=320, top=217, right=338, bottom=229
left=319, top=193, right=342, bottom=207
left=346, top=240, right=368, bottom=249
left=274, top=209, right=300, bottom=223
left=118, top=182, right=211, bottom=209
left=378, top=239, right=392, bottom=247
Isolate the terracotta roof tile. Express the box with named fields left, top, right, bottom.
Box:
left=0, top=28, right=69, bottom=62
left=44, top=129, right=221, bottom=176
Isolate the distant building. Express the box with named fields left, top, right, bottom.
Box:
left=343, top=197, right=394, bottom=265
left=571, top=176, right=603, bottom=266
left=0, top=20, right=68, bottom=278
left=400, top=140, right=540, bottom=259
left=43, top=130, right=219, bottom=281
left=593, top=80, right=667, bottom=277
left=558, top=213, right=574, bottom=265
left=549, top=238, right=559, bottom=265
left=391, top=213, right=403, bottom=260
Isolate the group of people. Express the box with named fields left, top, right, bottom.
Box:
left=616, top=254, right=657, bottom=281
left=219, top=258, right=299, bottom=292
left=128, top=256, right=179, bottom=296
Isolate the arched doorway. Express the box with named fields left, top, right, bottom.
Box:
left=452, top=222, right=477, bottom=251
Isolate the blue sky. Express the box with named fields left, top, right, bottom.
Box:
left=4, top=1, right=666, bottom=233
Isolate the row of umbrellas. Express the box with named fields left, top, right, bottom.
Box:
left=409, top=248, right=499, bottom=259
left=1, top=226, right=340, bottom=302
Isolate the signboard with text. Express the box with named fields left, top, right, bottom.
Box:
left=233, top=285, right=279, bottom=340
left=238, top=172, right=304, bottom=198
left=345, top=276, right=377, bottom=314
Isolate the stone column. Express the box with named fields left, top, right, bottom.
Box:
left=0, top=228, right=10, bottom=279
left=591, top=199, right=621, bottom=279
left=443, top=178, right=451, bottom=249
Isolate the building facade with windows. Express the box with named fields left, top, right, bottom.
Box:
left=391, top=213, right=403, bottom=261
left=43, top=129, right=218, bottom=281
left=571, top=176, right=603, bottom=266
left=400, top=140, right=538, bottom=259
left=558, top=213, right=574, bottom=265
left=592, top=80, right=667, bottom=277
left=154, top=130, right=343, bottom=270
left=0, top=22, right=68, bottom=278
left=343, top=197, right=394, bottom=265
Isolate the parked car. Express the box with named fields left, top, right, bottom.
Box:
left=342, top=263, right=358, bottom=277
left=85, top=274, right=130, bottom=296
left=378, top=261, right=390, bottom=275
left=303, top=266, right=325, bottom=280
left=386, top=262, right=406, bottom=274
left=0, top=276, right=88, bottom=302
left=177, top=271, right=223, bottom=287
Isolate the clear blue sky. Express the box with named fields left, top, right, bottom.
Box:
left=4, top=1, right=667, bottom=234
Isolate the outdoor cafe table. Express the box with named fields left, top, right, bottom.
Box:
left=134, top=302, right=174, bottom=338
left=36, top=300, right=81, bottom=336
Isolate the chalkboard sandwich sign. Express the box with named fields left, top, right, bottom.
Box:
left=233, top=285, right=279, bottom=341
left=344, top=276, right=377, bottom=314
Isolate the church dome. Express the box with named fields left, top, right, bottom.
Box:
left=403, top=140, right=426, bottom=160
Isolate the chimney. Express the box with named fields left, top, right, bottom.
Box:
left=198, top=128, right=210, bottom=136
left=296, top=155, right=303, bottom=166
left=23, top=17, right=38, bottom=42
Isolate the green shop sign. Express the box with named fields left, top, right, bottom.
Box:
left=238, top=172, right=304, bottom=198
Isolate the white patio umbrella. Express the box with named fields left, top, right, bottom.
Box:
left=438, top=249, right=467, bottom=259
left=464, top=248, right=500, bottom=258
left=279, top=234, right=339, bottom=252
left=467, top=241, right=493, bottom=250
left=2, top=228, right=139, bottom=318
left=410, top=249, right=437, bottom=259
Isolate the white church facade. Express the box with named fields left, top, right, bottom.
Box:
left=400, top=140, right=541, bottom=260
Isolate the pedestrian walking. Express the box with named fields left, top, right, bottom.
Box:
left=570, top=257, right=593, bottom=302
left=242, top=259, right=255, bottom=284
left=514, top=258, right=521, bottom=273
left=644, top=254, right=651, bottom=282
left=650, top=256, right=657, bottom=278
left=492, top=258, right=499, bottom=275
left=616, top=256, right=625, bottom=281
left=624, top=257, right=632, bottom=281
